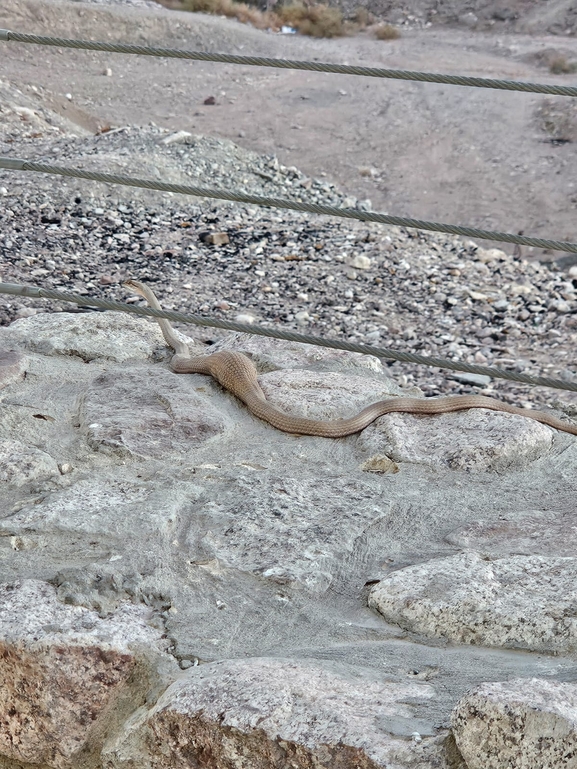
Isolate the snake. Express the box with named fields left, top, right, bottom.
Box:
left=124, top=279, right=577, bottom=438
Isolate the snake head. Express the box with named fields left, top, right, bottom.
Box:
left=123, top=279, right=147, bottom=297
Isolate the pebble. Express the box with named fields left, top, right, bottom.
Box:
left=235, top=314, right=256, bottom=325
left=202, top=232, right=230, bottom=246
left=452, top=373, right=492, bottom=388
left=348, top=254, right=372, bottom=270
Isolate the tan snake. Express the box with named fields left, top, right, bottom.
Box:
left=125, top=279, right=577, bottom=438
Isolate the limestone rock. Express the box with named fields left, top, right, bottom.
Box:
left=6, top=312, right=165, bottom=362
left=185, top=474, right=388, bottom=592
left=209, top=333, right=402, bottom=382
left=452, top=678, right=577, bottom=769
left=358, top=407, right=553, bottom=472
left=0, top=349, right=26, bottom=389
left=106, top=657, right=441, bottom=769
left=81, top=367, right=227, bottom=458
left=0, top=438, right=59, bottom=486
left=258, top=369, right=402, bottom=421
left=368, top=551, right=577, bottom=653
left=0, top=579, right=177, bottom=769
left=446, top=512, right=577, bottom=557
left=348, top=254, right=372, bottom=270
left=0, top=476, right=194, bottom=544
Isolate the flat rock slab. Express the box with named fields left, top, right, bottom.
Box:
left=452, top=678, right=577, bottom=769
left=0, top=579, right=176, bottom=769
left=6, top=312, right=165, bottom=362
left=107, top=657, right=444, bottom=769
left=369, top=551, right=577, bottom=653
left=183, top=474, right=389, bottom=592
left=446, top=512, right=577, bottom=557
left=0, top=349, right=26, bottom=389
left=258, top=369, right=403, bottom=421
left=210, top=333, right=397, bottom=380
left=81, top=367, right=227, bottom=458
left=0, top=438, right=60, bottom=486
left=0, top=476, right=192, bottom=543
left=358, top=408, right=553, bottom=472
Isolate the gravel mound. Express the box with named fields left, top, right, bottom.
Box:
left=2, top=80, right=577, bottom=414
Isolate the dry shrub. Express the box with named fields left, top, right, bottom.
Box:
left=535, top=98, right=577, bottom=143
left=179, top=0, right=343, bottom=36
left=277, top=2, right=344, bottom=37
left=181, top=0, right=271, bottom=27
left=549, top=55, right=577, bottom=74
left=374, top=22, right=400, bottom=40
left=352, top=6, right=373, bottom=27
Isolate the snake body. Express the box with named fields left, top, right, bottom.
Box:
left=124, top=280, right=577, bottom=438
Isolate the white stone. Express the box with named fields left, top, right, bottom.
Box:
left=358, top=405, right=553, bottom=472
left=106, top=658, right=440, bottom=769
left=369, top=551, right=577, bottom=653
left=348, top=254, right=372, bottom=270
left=452, top=678, right=577, bottom=769
left=0, top=439, right=59, bottom=486
left=6, top=312, right=165, bottom=362
left=160, top=130, right=192, bottom=145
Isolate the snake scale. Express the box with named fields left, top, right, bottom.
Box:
left=125, top=279, right=577, bottom=438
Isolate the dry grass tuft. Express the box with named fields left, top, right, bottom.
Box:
left=374, top=22, right=400, bottom=40
left=180, top=0, right=271, bottom=28
left=352, top=6, right=373, bottom=26
left=549, top=55, right=577, bottom=74
left=277, top=2, right=344, bottom=37
left=175, top=0, right=345, bottom=37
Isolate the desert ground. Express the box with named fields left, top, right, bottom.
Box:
left=3, top=0, right=577, bottom=264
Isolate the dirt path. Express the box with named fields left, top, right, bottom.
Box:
left=2, top=0, right=577, bottom=262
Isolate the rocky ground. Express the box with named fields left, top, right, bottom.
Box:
left=2, top=106, right=577, bottom=413
left=2, top=3, right=577, bottom=769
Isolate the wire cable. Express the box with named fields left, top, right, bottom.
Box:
left=2, top=157, right=577, bottom=254
left=1, top=281, right=575, bottom=393
left=2, top=29, right=577, bottom=97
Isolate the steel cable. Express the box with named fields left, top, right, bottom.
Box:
left=2, top=157, right=577, bottom=254
left=1, top=281, right=575, bottom=393
left=3, top=29, right=577, bottom=97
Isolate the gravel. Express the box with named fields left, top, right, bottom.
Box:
left=2, top=79, right=577, bottom=414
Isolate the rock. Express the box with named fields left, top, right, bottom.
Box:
left=106, top=657, right=441, bottom=769
left=5, top=313, right=165, bottom=363
left=208, top=333, right=397, bottom=380
left=181, top=473, right=390, bottom=592
left=294, top=310, right=310, bottom=323
left=257, top=369, right=401, bottom=422
left=459, top=12, right=478, bottom=27
left=361, top=454, right=399, bottom=473
left=452, top=678, right=577, bottom=769
left=369, top=551, right=577, bottom=653
left=234, top=313, right=256, bottom=324
left=200, top=231, right=230, bottom=246
left=450, top=373, right=491, bottom=387
left=0, top=349, right=26, bottom=389
left=0, top=438, right=59, bottom=486
left=14, top=307, right=40, bottom=319
left=476, top=248, right=506, bottom=262
left=357, top=407, right=553, bottom=472
left=203, top=96, right=216, bottom=105
left=160, top=130, right=192, bottom=145
left=0, top=475, right=192, bottom=544
left=348, top=254, right=372, bottom=270
left=81, top=367, right=227, bottom=458
left=445, top=512, right=577, bottom=557
left=0, top=579, right=177, bottom=769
